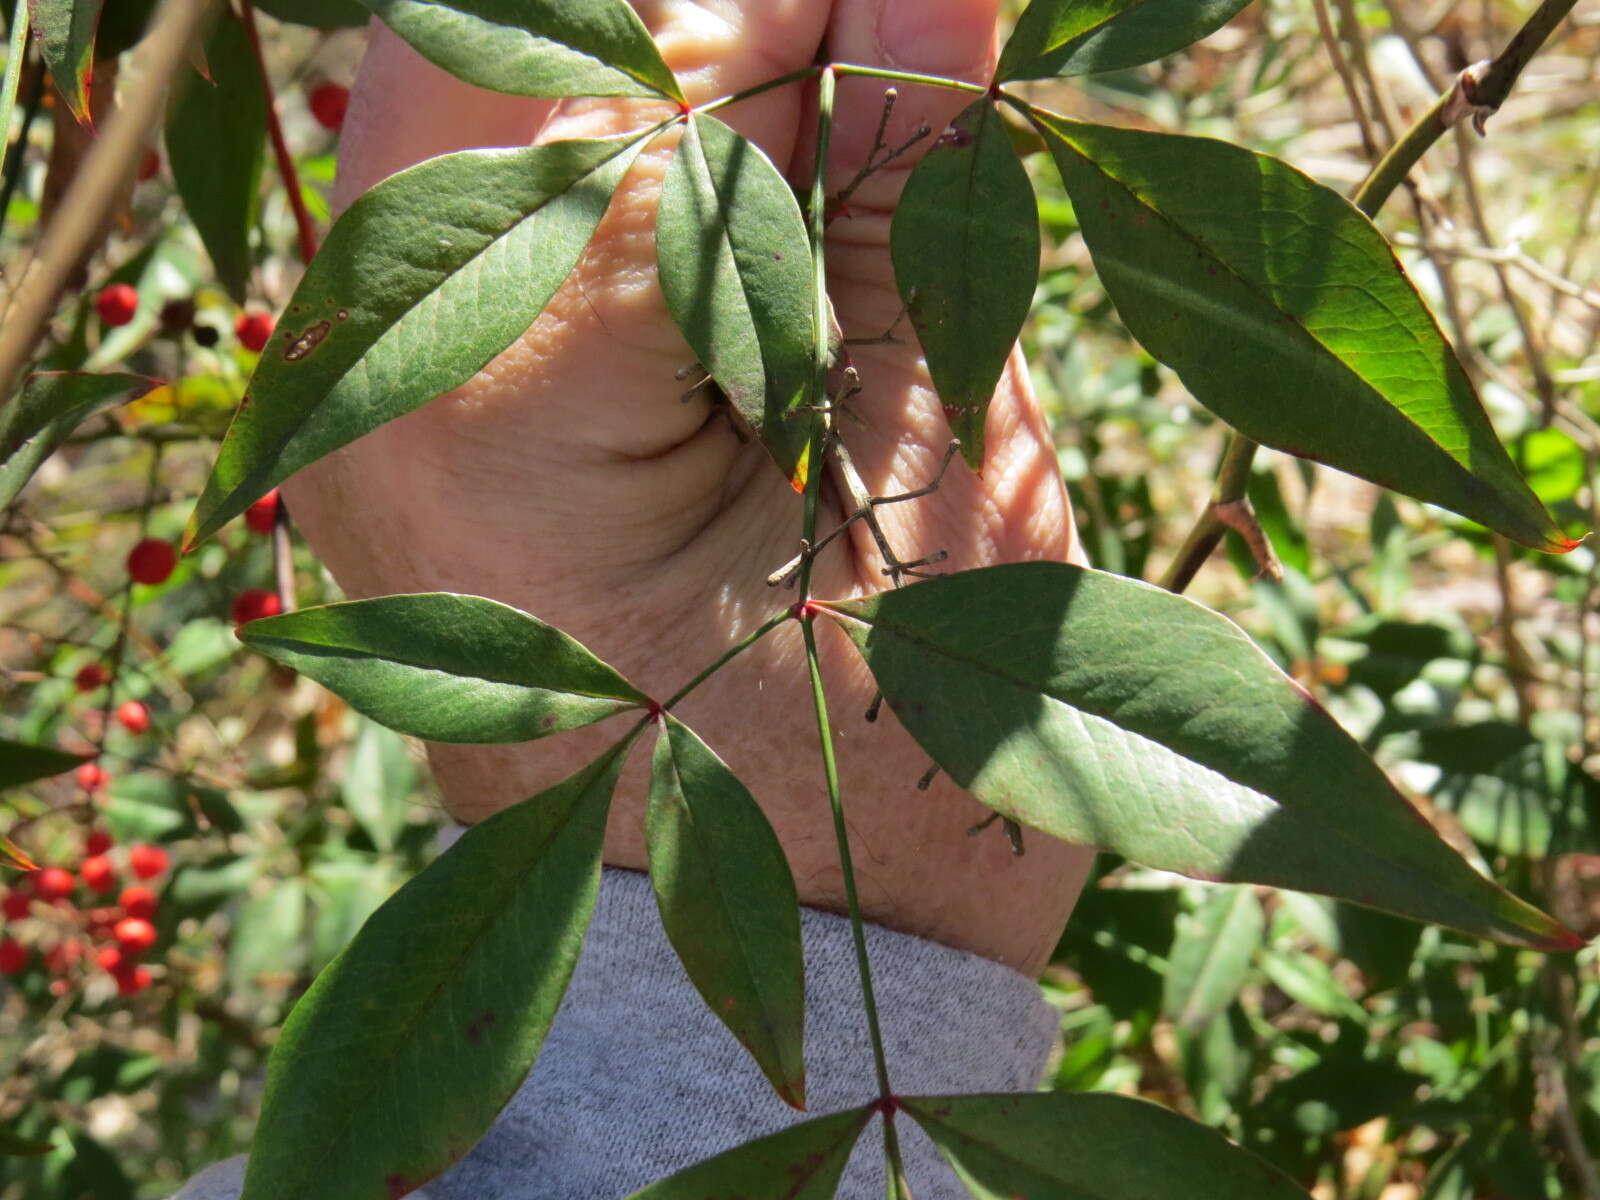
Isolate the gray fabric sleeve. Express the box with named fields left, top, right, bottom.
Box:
left=170, top=865, right=1059, bottom=1199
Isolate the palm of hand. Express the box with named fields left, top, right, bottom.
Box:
left=283, top=0, right=1093, bottom=973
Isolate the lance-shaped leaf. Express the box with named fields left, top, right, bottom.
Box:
left=1163, top=887, right=1264, bottom=1029
left=0, top=373, right=155, bottom=509
left=240, top=745, right=627, bottom=1200
left=1, top=834, right=39, bottom=872
left=647, top=717, right=806, bottom=1108
left=627, top=1106, right=873, bottom=1199
left=996, top=0, right=1253, bottom=82
left=818, top=563, right=1581, bottom=950
left=902, top=1092, right=1308, bottom=1198
left=187, top=135, right=643, bottom=545
left=0, top=738, right=89, bottom=790
left=239, top=593, right=649, bottom=743
left=891, top=99, right=1038, bottom=471
left=164, top=11, right=266, bottom=303
left=30, top=0, right=103, bottom=124
left=1031, top=111, right=1571, bottom=554
left=359, top=0, right=681, bottom=102
left=658, top=113, right=817, bottom=488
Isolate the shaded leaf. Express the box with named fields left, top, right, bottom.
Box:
left=647, top=717, right=805, bottom=1108
left=818, top=562, right=1579, bottom=950
left=1031, top=111, right=1570, bottom=553
left=360, top=0, right=681, bottom=101
left=103, top=773, right=196, bottom=842
left=187, top=135, right=643, bottom=544
left=340, top=718, right=418, bottom=852
left=0, top=373, right=154, bottom=510
left=228, top=877, right=308, bottom=990
left=164, top=10, right=266, bottom=302
left=0, top=737, right=87, bottom=790
left=1163, top=887, right=1264, bottom=1028
left=0, top=1129, right=54, bottom=1157
left=254, top=0, right=368, bottom=27
left=627, top=1106, right=872, bottom=1199
left=997, top=0, right=1252, bottom=81
left=890, top=99, right=1038, bottom=471
left=29, top=0, right=104, bottom=123
left=241, top=744, right=628, bottom=1200
left=239, top=593, right=648, bottom=744
left=902, top=1092, right=1308, bottom=1198
left=658, top=114, right=817, bottom=487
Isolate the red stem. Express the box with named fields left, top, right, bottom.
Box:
left=238, top=0, right=318, bottom=264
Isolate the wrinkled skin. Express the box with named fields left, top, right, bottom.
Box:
left=285, top=0, right=1095, bottom=975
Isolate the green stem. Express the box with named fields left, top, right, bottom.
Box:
left=0, top=0, right=29, bottom=173
left=695, top=64, right=821, bottom=119
left=798, top=66, right=837, bottom=600
left=1159, top=432, right=1257, bottom=593
left=0, top=60, right=43, bottom=244
left=660, top=609, right=791, bottom=711
left=832, top=61, right=986, bottom=95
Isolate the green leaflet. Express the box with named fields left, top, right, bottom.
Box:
left=240, top=744, right=628, bottom=1200
left=186, top=135, right=643, bottom=546
left=902, top=1092, right=1309, bottom=1198
left=647, top=717, right=806, bottom=1108
left=164, top=10, right=266, bottom=303
left=626, top=1106, right=873, bottom=1199
left=819, top=563, right=1580, bottom=950
left=996, top=0, right=1253, bottom=81
left=891, top=98, right=1039, bottom=471
left=0, top=373, right=155, bottom=510
left=1163, top=888, right=1265, bottom=1029
left=359, top=0, right=681, bottom=101
left=0, top=737, right=87, bottom=790
left=238, top=593, right=649, bottom=743
left=657, top=114, right=818, bottom=487
left=29, top=0, right=102, bottom=123
left=1031, top=110, right=1570, bottom=553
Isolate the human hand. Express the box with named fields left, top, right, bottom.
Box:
left=283, top=0, right=1095, bottom=975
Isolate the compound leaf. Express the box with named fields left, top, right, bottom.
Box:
left=187, top=135, right=643, bottom=545
left=240, top=745, right=628, bottom=1200
left=0, top=373, right=155, bottom=510
left=239, top=593, right=649, bottom=743
left=1031, top=111, right=1570, bottom=553
left=997, top=0, right=1253, bottom=81
left=627, top=1106, right=873, bottom=1199
left=902, top=1092, right=1308, bottom=1198
left=647, top=717, right=805, bottom=1109
left=658, top=113, right=817, bottom=487
left=819, top=563, right=1581, bottom=950
left=359, top=0, right=682, bottom=102
left=29, top=0, right=103, bottom=124
left=891, top=99, right=1038, bottom=471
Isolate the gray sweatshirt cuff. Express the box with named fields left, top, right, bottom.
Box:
left=173, top=865, right=1058, bottom=1199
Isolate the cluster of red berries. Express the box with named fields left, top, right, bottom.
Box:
left=93, top=283, right=278, bottom=360
left=0, top=833, right=170, bottom=997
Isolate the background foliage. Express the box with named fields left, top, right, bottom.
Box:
left=1, top=1, right=1598, bottom=1197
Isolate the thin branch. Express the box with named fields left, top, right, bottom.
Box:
left=239, top=0, right=317, bottom=264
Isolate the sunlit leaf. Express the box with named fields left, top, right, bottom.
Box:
left=0, top=737, right=88, bottom=790
left=30, top=0, right=103, bottom=123
left=819, top=563, right=1581, bottom=950
left=165, top=10, right=266, bottom=302
left=239, top=593, right=649, bottom=744
left=340, top=718, right=418, bottom=853
left=657, top=114, right=817, bottom=487
left=627, top=1106, right=873, bottom=1199
left=0, top=834, right=39, bottom=872
left=1031, top=111, right=1571, bottom=553
left=0, top=373, right=155, bottom=510
left=359, top=0, right=682, bottom=101
left=187, top=135, right=644, bottom=545
left=228, top=877, right=307, bottom=990
left=903, top=1092, right=1307, bottom=1198
left=891, top=99, right=1038, bottom=471
left=997, top=0, right=1253, bottom=81
left=647, top=717, right=805, bottom=1108
left=1163, top=887, right=1264, bottom=1028
left=241, top=744, right=628, bottom=1200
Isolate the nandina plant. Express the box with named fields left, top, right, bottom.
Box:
left=0, top=0, right=1591, bottom=1197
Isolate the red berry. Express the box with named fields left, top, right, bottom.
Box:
left=84, top=829, right=112, bottom=857
left=2, top=888, right=32, bottom=920
left=119, top=886, right=157, bottom=921
left=128, top=844, right=168, bottom=881
left=0, top=938, right=27, bottom=974
left=80, top=855, right=117, bottom=895
left=75, top=762, right=108, bottom=793
left=115, top=699, right=150, bottom=734
left=137, top=149, right=160, bottom=182
left=308, top=82, right=349, bottom=131
left=235, top=311, right=275, bottom=353
left=231, top=589, right=282, bottom=627
left=244, top=488, right=281, bottom=534
left=33, top=867, right=76, bottom=902
left=113, top=916, right=156, bottom=956
left=96, top=943, right=125, bottom=972
left=114, top=962, right=152, bottom=995
left=74, top=663, right=107, bottom=692
left=126, top=537, right=177, bottom=586
left=96, top=282, right=139, bottom=327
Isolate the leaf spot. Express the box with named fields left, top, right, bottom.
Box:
left=282, top=321, right=331, bottom=362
